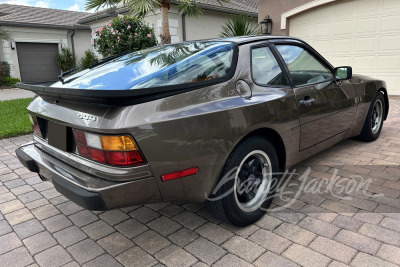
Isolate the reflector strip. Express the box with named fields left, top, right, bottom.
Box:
left=161, top=167, right=199, bottom=182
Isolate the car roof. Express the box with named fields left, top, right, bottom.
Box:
left=208, top=35, right=303, bottom=45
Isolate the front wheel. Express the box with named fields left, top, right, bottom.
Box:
left=208, top=137, right=279, bottom=226
left=359, top=91, right=385, bottom=142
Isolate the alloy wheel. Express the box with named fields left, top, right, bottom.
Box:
left=233, top=150, right=272, bottom=212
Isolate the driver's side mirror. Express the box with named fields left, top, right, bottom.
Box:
left=334, top=66, right=352, bottom=80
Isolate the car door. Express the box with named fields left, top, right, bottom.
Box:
left=272, top=41, right=357, bottom=150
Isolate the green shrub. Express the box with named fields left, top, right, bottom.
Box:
left=220, top=13, right=259, bottom=37
left=93, top=15, right=157, bottom=58
left=80, top=50, right=99, bottom=70
left=0, top=61, right=11, bottom=84
left=2, top=77, right=20, bottom=87
left=56, top=48, right=76, bottom=72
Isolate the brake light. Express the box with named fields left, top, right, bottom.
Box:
left=29, top=114, right=42, bottom=138
left=73, top=129, right=145, bottom=167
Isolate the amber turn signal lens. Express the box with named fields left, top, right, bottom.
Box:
left=100, top=135, right=138, bottom=151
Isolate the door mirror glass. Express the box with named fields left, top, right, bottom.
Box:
left=335, top=66, right=352, bottom=80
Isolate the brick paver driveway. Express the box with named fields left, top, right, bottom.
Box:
left=1, top=97, right=399, bottom=267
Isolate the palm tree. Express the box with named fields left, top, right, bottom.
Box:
left=0, top=27, right=10, bottom=41
left=86, top=0, right=229, bottom=44
left=220, top=13, right=258, bottom=37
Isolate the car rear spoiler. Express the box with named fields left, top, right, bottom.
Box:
left=16, top=81, right=210, bottom=107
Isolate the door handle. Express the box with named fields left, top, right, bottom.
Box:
left=299, top=97, right=315, bottom=107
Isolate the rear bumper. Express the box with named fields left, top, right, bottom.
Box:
left=52, top=174, right=107, bottom=210
left=15, top=143, right=162, bottom=210
left=16, top=147, right=106, bottom=209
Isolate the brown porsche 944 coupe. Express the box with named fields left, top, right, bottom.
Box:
left=16, top=36, right=388, bottom=226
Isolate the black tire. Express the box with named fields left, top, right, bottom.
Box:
left=358, top=91, right=385, bottom=142
left=208, top=136, right=279, bottom=226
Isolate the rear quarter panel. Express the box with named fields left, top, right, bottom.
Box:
left=98, top=43, right=300, bottom=202
left=348, top=74, right=387, bottom=137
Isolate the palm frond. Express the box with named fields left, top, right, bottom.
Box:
left=85, top=0, right=121, bottom=11
left=149, top=43, right=207, bottom=68
left=126, top=0, right=158, bottom=17
left=220, top=13, right=258, bottom=37
left=178, top=0, right=203, bottom=17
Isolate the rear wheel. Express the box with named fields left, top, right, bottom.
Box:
left=208, top=137, right=279, bottom=226
left=359, top=91, right=385, bottom=142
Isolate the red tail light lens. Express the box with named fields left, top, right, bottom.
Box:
left=104, top=151, right=143, bottom=166
left=73, top=130, right=87, bottom=145
left=73, top=129, right=145, bottom=167
left=29, top=114, right=42, bottom=138
left=76, top=144, right=106, bottom=163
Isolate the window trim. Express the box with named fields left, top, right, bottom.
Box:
left=249, top=42, right=292, bottom=88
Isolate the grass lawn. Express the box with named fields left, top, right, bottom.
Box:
left=0, top=98, right=33, bottom=139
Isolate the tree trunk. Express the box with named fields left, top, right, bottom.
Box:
left=159, top=0, right=171, bottom=44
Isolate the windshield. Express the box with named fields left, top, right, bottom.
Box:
left=52, top=42, right=235, bottom=90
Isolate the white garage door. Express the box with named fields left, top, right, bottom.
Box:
left=289, top=0, right=400, bottom=95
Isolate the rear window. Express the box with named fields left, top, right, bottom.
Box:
left=53, top=42, right=235, bottom=90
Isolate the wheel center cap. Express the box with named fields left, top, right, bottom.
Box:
left=237, top=174, right=261, bottom=196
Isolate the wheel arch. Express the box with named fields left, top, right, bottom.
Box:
left=234, top=128, right=286, bottom=172
left=378, top=87, right=389, bottom=120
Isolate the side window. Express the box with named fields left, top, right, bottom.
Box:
left=275, top=45, right=333, bottom=87
left=251, top=46, right=288, bottom=87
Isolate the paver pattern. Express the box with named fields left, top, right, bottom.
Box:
left=0, top=97, right=399, bottom=266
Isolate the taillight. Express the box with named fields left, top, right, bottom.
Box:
left=72, top=129, right=146, bottom=167
left=29, top=114, right=42, bottom=138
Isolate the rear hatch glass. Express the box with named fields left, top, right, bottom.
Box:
left=51, top=42, right=235, bottom=90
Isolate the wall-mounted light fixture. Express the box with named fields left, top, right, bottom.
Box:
left=260, top=15, right=273, bottom=35
left=10, top=41, right=16, bottom=50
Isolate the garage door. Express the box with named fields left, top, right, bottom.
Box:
left=16, top=42, right=60, bottom=82
left=289, top=0, right=400, bottom=95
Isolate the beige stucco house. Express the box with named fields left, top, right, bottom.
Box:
left=258, top=0, right=400, bottom=95
left=0, top=4, right=92, bottom=82
left=1, top=1, right=258, bottom=83
left=78, top=0, right=258, bottom=57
